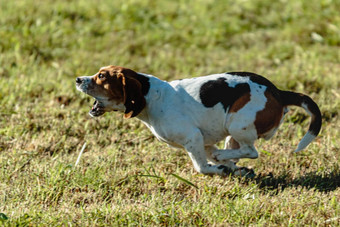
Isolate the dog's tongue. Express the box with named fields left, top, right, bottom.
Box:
left=91, top=100, right=98, bottom=110
left=89, top=99, right=104, bottom=117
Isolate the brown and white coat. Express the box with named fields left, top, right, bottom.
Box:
left=76, top=66, right=322, bottom=177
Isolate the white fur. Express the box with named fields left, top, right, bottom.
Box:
left=295, top=132, right=316, bottom=152
left=134, top=73, right=269, bottom=176
left=294, top=103, right=316, bottom=152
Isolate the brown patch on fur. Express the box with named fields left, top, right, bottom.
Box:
left=89, top=66, right=126, bottom=102
left=254, top=91, right=284, bottom=136
left=229, top=93, right=251, bottom=112
left=96, top=66, right=146, bottom=118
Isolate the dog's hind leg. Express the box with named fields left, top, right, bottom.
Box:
left=205, top=136, right=240, bottom=166
left=206, top=144, right=256, bottom=177
left=212, top=143, right=258, bottom=161
left=182, top=128, right=240, bottom=176
left=214, top=114, right=259, bottom=161
left=205, top=145, right=237, bottom=168
left=209, top=124, right=259, bottom=177
left=224, top=136, right=240, bottom=163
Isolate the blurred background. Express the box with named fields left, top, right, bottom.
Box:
left=0, top=0, right=339, bottom=225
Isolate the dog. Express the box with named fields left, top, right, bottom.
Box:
left=76, top=65, right=321, bottom=177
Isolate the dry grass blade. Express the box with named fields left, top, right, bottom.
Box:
left=75, top=142, right=87, bottom=167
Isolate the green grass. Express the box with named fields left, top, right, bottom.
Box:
left=1, top=0, right=339, bottom=225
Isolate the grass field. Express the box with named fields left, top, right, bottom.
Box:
left=0, top=0, right=339, bottom=225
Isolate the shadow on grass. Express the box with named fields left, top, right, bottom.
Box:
left=253, top=170, right=340, bottom=193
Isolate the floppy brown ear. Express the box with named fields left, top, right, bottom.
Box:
left=118, top=72, right=146, bottom=119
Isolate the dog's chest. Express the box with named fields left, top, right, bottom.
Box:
left=140, top=120, right=185, bottom=148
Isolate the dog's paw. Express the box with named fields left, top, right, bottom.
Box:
left=233, top=167, right=256, bottom=178
left=217, top=165, right=233, bottom=176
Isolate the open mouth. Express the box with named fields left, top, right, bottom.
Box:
left=89, top=100, right=105, bottom=117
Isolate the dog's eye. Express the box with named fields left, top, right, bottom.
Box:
left=98, top=73, right=105, bottom=80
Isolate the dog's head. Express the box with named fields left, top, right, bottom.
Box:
left=76, top=65, right=146, bottom=118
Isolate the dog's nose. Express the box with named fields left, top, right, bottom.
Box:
left=76, top=77, right=82, bottom=84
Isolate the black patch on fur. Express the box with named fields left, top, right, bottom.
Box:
left=227, top=71, right=281, bottom=100
left=200, top=77, right=250, bottom=111
left=134, top=73, right=150, bottom=96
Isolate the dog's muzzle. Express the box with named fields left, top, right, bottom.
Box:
left=76, top=77, right=105, bottom=117
left=75, top=77, right=86, bottom=91
left=76, top=76, right=93, bottom=92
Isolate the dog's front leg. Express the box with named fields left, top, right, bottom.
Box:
left=183, top=129, right=233, bottom=176
left=206, top=144, right=255, bottom=177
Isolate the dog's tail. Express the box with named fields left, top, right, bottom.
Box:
left=280, top=90, right=322, bottom=152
